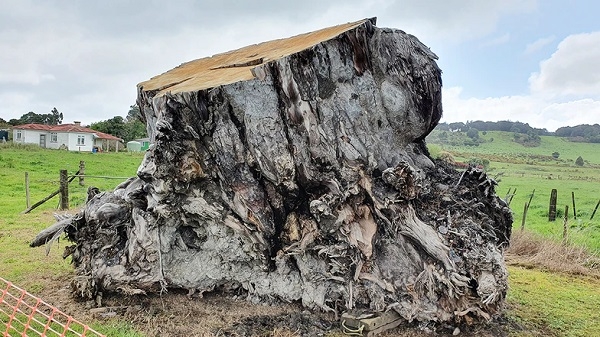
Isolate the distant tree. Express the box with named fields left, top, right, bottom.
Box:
left=18, top=111, right=44, bottom=124
left=125, top=104, right=147, bottom=141
left=466, top=128, right=479, bottom=140
left=435, top=123, right=450, bottom=131
left=555, top=124, right=600, bottom=142
left=90, top=116, right=126, bottom=139
left=552, top=152, right=560, bottom=159
left=513, top=130, right=541, bottom=147
left=127, top=104, right=142, bottom=122
left=49, top=107, right=63, bottom=125
left=13, top=108, right=63, bottom=125
left=575, top=156, right=584, bottom=166
left=89, top=104, right=147, bottom=142
left=448, top=122, right=466, bottom=132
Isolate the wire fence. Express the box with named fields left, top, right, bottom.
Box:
left=0, top=277, right=105, bottom=337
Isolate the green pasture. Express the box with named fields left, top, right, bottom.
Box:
left=428, top=130, right=600, bottom=252
left=0, top=143, right=144, bottom=336
left=0, top=143, right=144, bottom=280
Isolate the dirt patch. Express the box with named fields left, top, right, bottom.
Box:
left=31, top=273, right=524, bottom=337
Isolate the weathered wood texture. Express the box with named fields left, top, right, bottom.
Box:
left=34, top=18, right=512, bottom=325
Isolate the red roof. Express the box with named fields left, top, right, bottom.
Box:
left=13, top=123, right=122, bottom=141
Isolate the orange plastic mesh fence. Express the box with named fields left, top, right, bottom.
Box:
left=0, top=277, right=105, bottom=337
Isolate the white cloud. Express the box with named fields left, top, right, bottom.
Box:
left=442, top=87, right=600, bottom=132
left=529, top=31, right=600, bottom=98
left=377, top=0, right=536, bottom=45
left=524, top=35, right=555, bottom=55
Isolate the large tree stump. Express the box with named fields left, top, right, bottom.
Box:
left=32, top=18, right=512, bottom=326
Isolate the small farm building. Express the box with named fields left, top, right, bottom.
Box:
left=127, top=141, right=142, bottom=152
left=12, top=122, right=123, bottom=152
left=133, top=138, right=151, bottom=151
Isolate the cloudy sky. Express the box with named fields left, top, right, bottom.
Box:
left=1, top=0, right=598, bottom=131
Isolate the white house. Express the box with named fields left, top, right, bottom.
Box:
left=12, top=122, right=123, bottom=152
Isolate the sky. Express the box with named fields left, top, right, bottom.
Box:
left=1, top=0, right=599, bottom=131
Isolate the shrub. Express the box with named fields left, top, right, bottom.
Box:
left=575, top=156, right=584, bottom=166
left=466, top=128, right=479, bottom=140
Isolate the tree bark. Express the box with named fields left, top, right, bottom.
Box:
left=33, top=18, right=512, bottom=326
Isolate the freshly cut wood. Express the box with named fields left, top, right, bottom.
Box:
left=33, top=18, right=512, bottom=327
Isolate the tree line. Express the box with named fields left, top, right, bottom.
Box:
left=436, top=121, right=600, bottom=143
left=1, top=107, right=64, bottom=126
left=436, top=121, right=550, bottom=135
left=554, top=124, right=600, bottom=143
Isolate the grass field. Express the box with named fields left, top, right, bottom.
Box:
left=0, top=144, right=145, bottom=336
left=1, top=141, right=600, bottom=336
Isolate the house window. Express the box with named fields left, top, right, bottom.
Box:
left=16, top=131, right=22, bottom=140
left=77, top=135, right=85, bottom=145
left=50, top=132, right=58, bottom=143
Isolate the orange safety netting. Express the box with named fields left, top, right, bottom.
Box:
left=0, top=277, right=105, bottom=337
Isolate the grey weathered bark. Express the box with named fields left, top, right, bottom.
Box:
left=32, top=18, right=512, bottom=326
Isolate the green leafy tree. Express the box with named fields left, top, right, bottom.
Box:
left=89, top=104, right=147, bottom=142
left=0, top=117, right=9, bottom=129
left=49, top=107, right=63, bottom=125
left=127, top=104, right=142, bottom=122
left=575, top=156, right=584, bottom=166
left=13, top=108, right=63, bottom=125
left=466, top=128, right=479, bottom=140
left=124, top=104, right=147, bottom=141
left=90, top=116, right=126, bottom=139
left=19, top=111, right=45, bottom=124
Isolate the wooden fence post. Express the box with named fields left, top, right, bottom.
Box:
left=520, top=189, right=535, bottom=231
left=548, top=189, right=557, bottom=221
left=591, top=199, right=600, bottom=220
left=562, top=205, right=569, bottom=244
left=25, top=172, right=30, bottom=208
left=521, top=202, right=528, bottom=231
left=527, top=189, right=535, bottom=208
left=505, top=188, right=512, bottom=203
left=571, top=192, right=577, bottom=220
left=79, top=160, right=85, bottom=186
left=508, top=188, right=517, bottom=206
left=59, top=169, right=69, bottom=210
